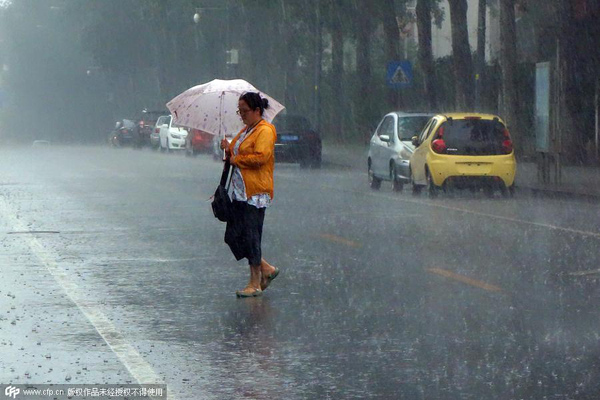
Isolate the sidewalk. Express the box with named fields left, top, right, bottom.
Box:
left=322, top=143, right=600, bottom=200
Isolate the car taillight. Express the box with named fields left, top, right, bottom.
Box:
left=431, top=139, right=447, bottom=154
left=502, top=128, right=513, bottom=154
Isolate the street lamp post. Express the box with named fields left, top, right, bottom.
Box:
left=193, top=3, right=236, bottom=78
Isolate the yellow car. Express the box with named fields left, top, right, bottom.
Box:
left=410, top=113, right=516, bottom=197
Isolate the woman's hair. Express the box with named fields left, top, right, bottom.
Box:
left=239, top=92, right=270, bottom=116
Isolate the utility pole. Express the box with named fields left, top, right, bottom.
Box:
left=314, top=0, right=322, bottom=133
left=475, top=0, right=486, bottom=111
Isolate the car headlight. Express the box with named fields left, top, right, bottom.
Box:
left=171, top=134, right=181, bottom=139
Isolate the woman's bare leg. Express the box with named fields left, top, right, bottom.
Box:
left=260, top=258, right=278, bottom=290
left=236, top=264, right=262, bottom=297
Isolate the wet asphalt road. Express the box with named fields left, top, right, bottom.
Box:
left=1, top=145, right=600, bottom=399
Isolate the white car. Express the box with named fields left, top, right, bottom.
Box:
left=155, top=115, right=188, bottom=152
left=367, top=112, right=434, bottom=191
left=150, top=116, right=165, bottom=149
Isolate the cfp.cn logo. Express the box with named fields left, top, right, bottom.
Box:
left=4, top=386, right=20, bottom=399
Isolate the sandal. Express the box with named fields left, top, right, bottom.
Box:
left=236, top=286, right=263, bottom=298
left=261, top=267, right=280, bottom=291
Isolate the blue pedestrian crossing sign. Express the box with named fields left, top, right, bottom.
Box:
left=386, top=61, right=413, bottom=88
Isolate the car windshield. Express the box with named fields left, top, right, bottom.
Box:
left=438, top=118, right=508, bottom=156
left=121, top=119, right=136, bottom=129
left=273, top=115, right=311, bottom=132
left=397, top=116, right=432, bottom=140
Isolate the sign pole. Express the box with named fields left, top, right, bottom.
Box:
left=595, top=79, right=600, bottom=161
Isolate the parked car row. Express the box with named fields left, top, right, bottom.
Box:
left=108, top=110, right=164, bottom=148
left=111, top=110, right=322, bottom=168
left=368, top=112, right=516, bottom=198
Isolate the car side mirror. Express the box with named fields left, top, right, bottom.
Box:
left=411, top=136, right=419, bottom=147
left=379, top=135, right=390, bottom=143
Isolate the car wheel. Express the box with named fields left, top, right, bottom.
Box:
left=500, top=184, right=515, bottom=198
left=300, top=158, right=310, bottom=169
left=391, top=164, right=403, bottom=192
left=165, top=139, right=170, bottom=153
left=410, top=168, right=422, bottom=196
left=368, top=161, right=381, bottom=190
left=426, top=168, right=439, bottom=198
left=484, top=185, right=495, bottom=198
left=311, top=153, right=322, bottom=169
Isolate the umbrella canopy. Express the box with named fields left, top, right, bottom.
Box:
left=166, top=79, right=285, bottom=137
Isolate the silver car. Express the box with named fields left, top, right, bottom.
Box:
left=367, top=112, right=434, bottom=191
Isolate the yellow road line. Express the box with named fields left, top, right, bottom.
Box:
left=426, top=267, right=503, bottom=293
left=317, top=233, right=362, bottom=248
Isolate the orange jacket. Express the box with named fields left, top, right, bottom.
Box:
left=228, top=119, right=277, bottom=199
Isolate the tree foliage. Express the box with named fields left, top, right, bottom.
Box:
left=2, top=0, right=597, bottom=162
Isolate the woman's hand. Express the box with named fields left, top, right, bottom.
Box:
left=220, top=138, right=229, bottom=150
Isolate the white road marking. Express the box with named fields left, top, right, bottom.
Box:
left=566, top=269, right=600, bottom=276
left=0, top=196, right=175, bottom=399
left=288, top=174, right=600, bottom=240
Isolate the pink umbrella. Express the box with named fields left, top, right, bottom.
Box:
left=166, top=79, right=285, bottom=137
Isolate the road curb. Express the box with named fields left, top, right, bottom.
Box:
left=517, top=185, right=600, bottom=203
left=323, top=152, right=600, bottom=203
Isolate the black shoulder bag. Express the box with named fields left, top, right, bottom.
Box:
left=211, top=160, right=232, bottom=222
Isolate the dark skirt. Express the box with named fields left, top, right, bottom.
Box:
left=224, top=200, right=265, bottom=266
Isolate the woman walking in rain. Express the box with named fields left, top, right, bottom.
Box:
left=221, top=92, right=279, bottom=297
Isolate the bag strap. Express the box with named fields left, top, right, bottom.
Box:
left=220, top=160, right=232, bottom=189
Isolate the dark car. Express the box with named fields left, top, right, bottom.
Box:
left=109, top=119, right=137, bottom=147
left=134, top=110, right=164, bottom=147
left=272, top=114, right=321, bottom=168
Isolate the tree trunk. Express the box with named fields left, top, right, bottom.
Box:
left=448, top=0, right=475, bottom=110
left=555, top=0, right=582, bottom=163
left=416, top=0, right=437, bottom=110
left=499, top=0, right=519, bottom=143
left=382, top=0, right=401, bottom=110
left=356, top=1, right=373, bottom=142
left=475, top=0, right=486, bottom=111
left=330, top=0, right=345, bottom=141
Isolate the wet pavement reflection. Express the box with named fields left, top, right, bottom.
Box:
left=1, top=146, right=600, bottom=399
